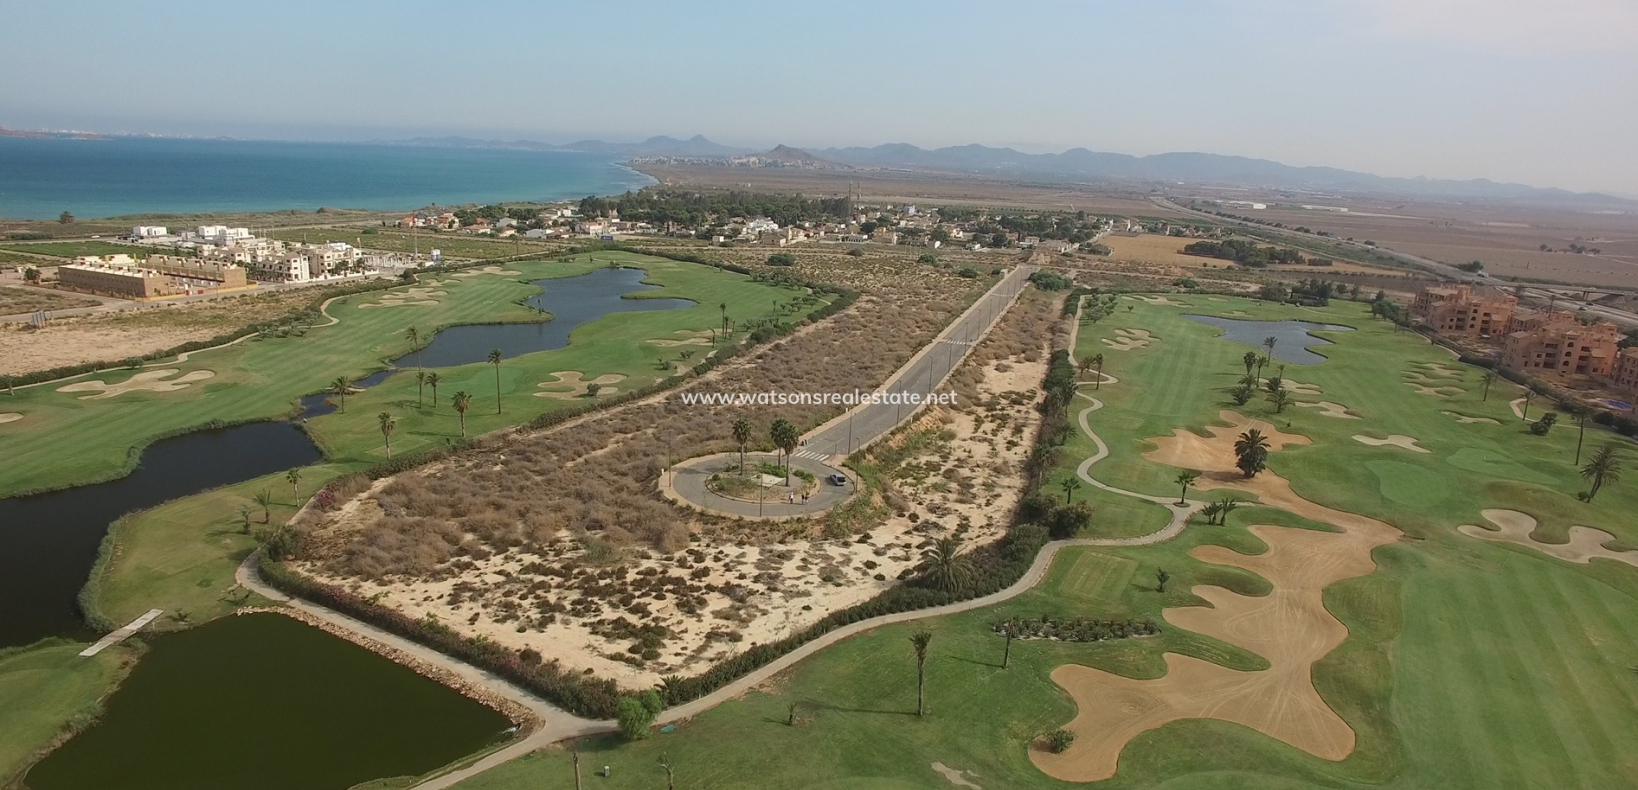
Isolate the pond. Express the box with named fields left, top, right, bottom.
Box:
left=400, top=266, right=695, bottom=368
left=1184, top=315, right=1355, bottom=365
left=0, top=422, right=323, bottom=648
left=25, top=612, right=512, bottom=790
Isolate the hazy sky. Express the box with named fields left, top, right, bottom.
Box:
left=4, top=0, right=1635, bottom=193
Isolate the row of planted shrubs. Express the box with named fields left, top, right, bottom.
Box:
left=994, top=616, right=1160, bottom=642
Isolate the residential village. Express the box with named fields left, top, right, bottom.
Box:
left=54, top=225, right=380, bottom=298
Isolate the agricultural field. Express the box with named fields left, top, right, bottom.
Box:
left=444, top=291, right=1638, bottom=789
left=1101, top=232, right=1406, bottom=277
left=0, top=251, right=813, bottom=496
left=0, top=286, right=99, bottom=315
left=0, top=240, right=143, bottom=259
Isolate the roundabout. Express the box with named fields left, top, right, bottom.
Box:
left=661, top=451, right=855, bottom=520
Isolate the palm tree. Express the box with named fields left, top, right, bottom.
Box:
left=1212, top=497, right=1240, bottom=525
left=237, top=505, right=253, bottom=534
left=252, top=489, right=274, bottom=523
left=1580, top=443, right=1623, bottom=502
left=426, top=371, right=441, bottom=407
left=329, top=376, right=350, bottom=413
left=487, top=349, right=503, bottom=414
left=1480, top=369, right=1498, bottom=402
left=1175, top=470, right=1199, bottom=505
left=452, top=391, right=472, bottom=437
left=1262, top=336, right=1278, bottom=359
left=1267, top=388, right=1295, bottom=413
left=1242, top=351, right=1258, bottom=378
left=405, top=326, right=421, bottom=371
left=769, top=419, right=799, bottom=483
left=918, top=537, right=973, bottom=592
left=1255, top=354, right=1271, bottom=382
left=1156, top=568, right=1171, bottom=593
left=1568, top=404, right=1590, bottom=465
left=909, top=631, right=933, bottom=717
left=1520, top=390, right=1536, bottom=421
left=378, top=412, right=398, bottom=458
left=1078, top=355, right=1095, bottom=378
left=732, top=418, right=753, bottom=473
left=1234, top=428, right=1271, bottom=477
left=1060, top=476, right=1082, bottom=503
left=415, top=370, right=427, bottom=408
left=286, top=468, right=302, bottom=501
left=1001, top=621, right=1017, bottom=669
left=1091, top=353, right=1105, bottom=390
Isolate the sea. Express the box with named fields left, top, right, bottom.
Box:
left=0, top=136, right=654, bottom=220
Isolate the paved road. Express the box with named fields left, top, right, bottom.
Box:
left=669, top=452, right=853, bottom=519
left=801, top=264, right=1033, bottom=458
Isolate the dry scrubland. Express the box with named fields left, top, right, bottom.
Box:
left=635, top=164, right=1186, bottom=216
left=1193, top=192, right=1638, bottom=288
left=0, top=287, right=329, bottom=376
left=289, top=249, right=1052, bottom=680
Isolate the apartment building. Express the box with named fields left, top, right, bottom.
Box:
left=1501, top=311, right=1621, bottom=377
left=1412, top=285, right=1517, bottom=338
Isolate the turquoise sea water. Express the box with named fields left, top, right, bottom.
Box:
left=0, top=136, right=653, bottom=219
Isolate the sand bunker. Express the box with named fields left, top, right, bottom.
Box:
left=1296, top=401, right=1358, bottom=419
left=57, top=369, right=215, bottom=400
left=1223, top=310, right=1252, bottom=317
left=358, top=286, right=446, bottom=308
left=1034, top=465, right=1401, bottom=781
left=533, top=371, right=626, bottom=399
left=1124, top=294, right=1191, bottom=307
left=451, top=265, right=521, bottom=278
left=1442, top=411, right=1499, bottom=425
left=1352, top=434, right=1429, bottom=453
left=1101, top=328, right=1156, bottom=352
left=646, top=329, right=715, bottom=348
left=1416, top=361, right=1466, bottom=378
left=932, top=763, right=982, bottom=789
left=1282, top=379, right=1322, bottom=395
left=1458, top=510, right=1638, bottom=569
left=1142, top=411, right=1310, bottom=474
left=0, top=412, right=22, bottom=424
left=1402, top=371, right=1464, bottom=397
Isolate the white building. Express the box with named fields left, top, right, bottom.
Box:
left=195, top=225, right=253, bottom=245
left=132, top=225, right=168, bottom=238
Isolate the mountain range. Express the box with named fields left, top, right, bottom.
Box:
left=387, top=134, right=1632, bottom=206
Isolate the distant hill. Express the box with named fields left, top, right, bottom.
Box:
left=814, top=143, right=1635, bottom=206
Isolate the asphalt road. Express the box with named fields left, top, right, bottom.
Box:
left=799, top=264, right=1032, bottom=459
left=670, top=452, right=853, bottom=519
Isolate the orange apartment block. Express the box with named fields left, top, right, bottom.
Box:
left=1501, top=310, right=1621, bottom=377
left=1610, top=347, right=1638, bottom=397
left=1412, top=285, right=1517, bottom=337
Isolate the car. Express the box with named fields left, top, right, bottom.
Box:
left=826, top=473, right=848, bottom=486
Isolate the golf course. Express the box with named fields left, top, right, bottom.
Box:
left=437, top=292, right=1638, bottom=789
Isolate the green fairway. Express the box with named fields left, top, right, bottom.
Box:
left=443, top=292, right=1638, bottom=789
left=0, top=642, right=124, bottom=785
left=0, top=251, right=816, bottom=496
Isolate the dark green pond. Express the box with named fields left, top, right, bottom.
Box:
left=26, top=613, right=512, bottom=790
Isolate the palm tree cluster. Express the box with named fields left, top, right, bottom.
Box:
left=992, top=616, right=1160, bottom=643
left=1198, top=496, right=1240, bottom=525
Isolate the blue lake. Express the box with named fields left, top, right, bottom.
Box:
left=1185, top=315, right=1354, bottom=364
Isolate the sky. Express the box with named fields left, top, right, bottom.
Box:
left=3, top=0, right=1636, bottom=194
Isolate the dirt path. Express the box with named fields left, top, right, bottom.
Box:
left=1033, top=418, right=1402, bottom=782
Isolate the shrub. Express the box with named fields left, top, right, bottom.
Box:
left=918, top=253, right=938, bottom=264
left=847, top=247, right=865, bottom=257
left=617, top=695, right=656, bottom=740
left=1027, top=271, right=1074, bottom=291
left=766, top=252, right=796, bottom=266
left=1046, top=729, right=1076, bottom=753
left=957, top=267, right=980, bottom=278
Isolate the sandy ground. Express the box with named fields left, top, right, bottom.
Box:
left=1296, top=401, right=1358, bottom=419
left=1352, top=434, right=1429, bottom=453
left=646, top=329, right=715, bottom=348
left=1123, top=294, right=1191, bottom=307
left=1403, top=371, right=1464, bottom=397
left=57, top=368, right=215, bottom=399
left=1442, top=411, right=1500, bottom=425
left=301, top=357, right=1044, bottom=686
left=0, top=412, right=21, bottom=424
left=1142, top=411, right=1310, bottom=473
left=1033, top=423, right=1401, bottom=782
left=534, top=371, right=626, bottom=399
left=451, top=266, right=521, bottom=278
left=1282, top=378, right=1322, bottom=395
left=1, top=325, right=212, bottom=377
left=358, top=286, right=446, bottom=308
left=1458, top=509, right=1638, bottom=568
left=1102, top=328, right=1155, bottom=352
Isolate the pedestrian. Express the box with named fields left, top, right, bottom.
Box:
left=802, top=492, right=809, bottom=504
left=788, top=491, right=795, bottom=505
